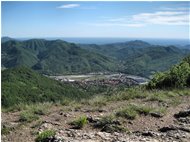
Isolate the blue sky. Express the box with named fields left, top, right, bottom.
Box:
left=1, top=1, right=190, bottom=39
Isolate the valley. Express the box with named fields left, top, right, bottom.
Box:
left=1, top=38, right=190, bottom=142
left=2, top=54, right=190, bottom=142
left=49, top=73, right=149, bottom=86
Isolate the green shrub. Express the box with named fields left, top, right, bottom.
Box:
left=147, top=57, right=190, bottom=89
left=35, top=130, right=56, bottom=142
left=70, top=116, right=87, bottom=129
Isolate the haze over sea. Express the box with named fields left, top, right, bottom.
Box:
left=16, top=37, right=189, bottom=46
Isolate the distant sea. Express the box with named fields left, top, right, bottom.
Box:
left=17, top=37, right=189, bottom=46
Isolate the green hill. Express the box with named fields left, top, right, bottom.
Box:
left=2, top=39, right=119, bottom=75
left=2, top=40, right=39, bottom=68
left=1, top=67, right=89, bottom=108
left=2, top=39, right=189, bottom=77
left=1, top=36, right=15, bottom=43
left=80, top=41, right=189, bottom=77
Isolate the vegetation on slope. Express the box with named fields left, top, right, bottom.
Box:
left=80, top=40, right=189, bottom=77
left=147, top=55, right=190, bottom=89
left=2, top=39, right=119, bottom=75
left=1, top=66, right=89, bottom=108
left=2, top=39, right=189, bottom=77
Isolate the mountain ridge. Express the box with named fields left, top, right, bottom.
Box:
left=2, top=39, right=189, bottom=77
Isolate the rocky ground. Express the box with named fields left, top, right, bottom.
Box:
left=2, top=94, right=190, bottom=142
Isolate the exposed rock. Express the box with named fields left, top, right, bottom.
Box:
left=177, top=117, right=190, bottom=124
left=141, top=131, right=155, bottom=137
left=159, top=126, right=177, bottom=132
left=150, top=112, right=164, bottom=118
left=159, top=125, right=190, bottom=133
left=174, top=109, right=190, bottom=118
left=54, top=129, right=161, bottom=142
left=87, top=116, right=100, bottom=123
left=101, top=124, right=127, bottom=133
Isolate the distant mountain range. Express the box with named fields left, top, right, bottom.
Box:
left=2, top=37, right=190, bottom=77
left=79, top=40, right=190, bottom=76
left=1, top=36, right=15, bottom=43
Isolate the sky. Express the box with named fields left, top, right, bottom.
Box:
left=1, top=1, right=190, bottom=39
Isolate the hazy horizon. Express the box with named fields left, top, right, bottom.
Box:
left=2, top=36, right=189, bottom=46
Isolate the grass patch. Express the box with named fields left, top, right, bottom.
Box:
left=70, top=116, right=87, bottom=129
left=116, top=104, right=165, bottom=119
left=88, top=95, right=107, bottom=107
left=169, top=97, right=182, bottom=106
left=18, top=103, right=52, bottom=123
left=35, top=130, right=56, bottom=142
left=116, top=105, right=138, bottom=120
left=3, top=102, right=52, bottom=113
left=31, top=120, right=43, bottom=129
left=133, top=105, right=154, bottom=115
left=151, top=107, right=167, bottom=116
left=147, top=93, right=168, bottom=102
left=1, top=125, right=14, bottom=135
left=19, top=111, right=39, bottom=122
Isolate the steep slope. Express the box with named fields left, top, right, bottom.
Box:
left=1, top=67, right=88, bottom=108
left=1, top=40, right=39, bottom=68
left=121, top=45, right=185, bottom=76
left=2, top=39, right=119, bottom=74
left=32, top=40, right=119, bottom=74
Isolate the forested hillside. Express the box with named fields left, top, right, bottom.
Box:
left=80, top=40, right=189, bottom=77
left=1, top=67, right=89, bottom=108
left=2, top=39, right=189, bottom=77
left=2, top=39, right=119, bottom=75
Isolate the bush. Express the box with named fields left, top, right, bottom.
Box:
left=35, top=130, right=56, bottom=142
left=147, top=58, right=190, bottom=89
left=70, top=116, right=87, bottom=129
